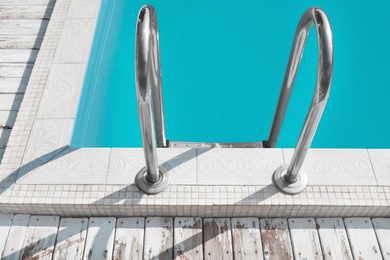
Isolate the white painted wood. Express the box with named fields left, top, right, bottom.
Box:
left=0, top=20, right=48, bottom=36
left=144, top=217, right=173, bottom=260
left=53, top=218, right=88, bottom=260
left=344, top=217, right=382, bottom=259
left=174, top=217, right=203, bottom=260
left=372, top=218, right=390, bottom=259
left=232, top=218, right=263, bottom=260
left=2, top=214, right=30, bottom=260
left=0, top=0, right=55, bottom=6
left=113, top=217, right=145, bottom=260
left=0, top=214, right=13, bottom=257
left=0, top=35, right=43, bottom=49
left=203, top=218, right=233, bottom=260
left=20, top=215, right=59, bottom=260
left=0, top=49, right=37, bottom=63
left=0, top=6, right=53, bottom=19
left=0, top=111, right=17, bottom=127
left=0, top=94, right=23, bottom=111
left=0, top=63, right=33, bottom=78
left=288, top=218, right=322, bottom=260
left=83, top=217, right=116, bottom=260
left=0, top=78, right=28, bottom=93
left=316, top=218, right=352, bottom=260
left=0, top=129, right=11, bottom=148
left=260, top=218, right=293, bottom=260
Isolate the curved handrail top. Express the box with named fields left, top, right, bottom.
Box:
left=301, top=7, right=333, bottom=102
left=136, top=5, right=167, bottom=148
left=268, top=7, right=334, bottom=148
left=136, top=5, right=157, bottom=100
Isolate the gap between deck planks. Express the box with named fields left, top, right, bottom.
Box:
left=1, top=215, right=389, bottom=259
left=0, top=1, right=54, bottom=164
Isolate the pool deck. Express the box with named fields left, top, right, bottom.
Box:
left=0, top=0, right=390, bottom=219
left=1, top=214, right=389, bottom=259
left=1, top=1, right=390, bottom=259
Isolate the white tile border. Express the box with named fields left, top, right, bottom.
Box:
left=0, top=0, right=389, bottom=217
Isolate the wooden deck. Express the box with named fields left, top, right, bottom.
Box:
left=0, top=214, right=389, bottom=259
left=0, top=0, right=55, bottom=161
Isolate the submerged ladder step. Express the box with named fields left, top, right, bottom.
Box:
left=168, top=141, right=264, bottom=148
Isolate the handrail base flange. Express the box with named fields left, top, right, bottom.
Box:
left=135, top=166, right=170, bottom=195
left=273, top=164, right=308, bottom=195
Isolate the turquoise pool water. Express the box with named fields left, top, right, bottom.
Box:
left=71, top=0, right=390, bottom=148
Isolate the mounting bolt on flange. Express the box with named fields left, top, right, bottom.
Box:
left=273, top=164, right=308, bottom=195
left=135, top=166, right=170, bottom=195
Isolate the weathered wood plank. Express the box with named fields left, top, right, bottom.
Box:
left=203, top=218, right=233, bottom=260
left=144, top=217, right=173, bottom=260
left=260, top=218, right=293, bottom=260
left=174, top=217, right=203, bottom=260
left=0, top=6, right=53, bottom=19
left=0, top=129, right=11, bottom=148
left=0, top=110, right=18, bottom=127
left=20, top=215, right=59, bottom=260
left=316, top=218, right=353, bottom=260
left=0, top=78, right=28, bottom=93
left=288, top=218, right=322, bottom=260
left=0, top=49, right=37, bottom=63
left=372, top=218, right=390, bottom=259
left=232, top=218, right=263, bottom=260
left=83, top=217, right=116, bottom=260
left=2, top=214, right=30, bottom=260
left=0, top=63, right=33, bottom=78
left=0, top=214, right=13, bottom=257
left=0, top=35, right=43, bottom=49
left=0, top=94, right=23, bottom=111
left=344, top=217, right=382, bottom=259
left=113, top=217, right=145, bottom=260
left=0, top=0, right=55, bottom=6
left=0, top=20, right=48, bottom=36
left=53, top=218, right=88, bottom=260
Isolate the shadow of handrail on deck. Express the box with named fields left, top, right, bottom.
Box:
left=0, top=0, right=56, bottom=164
left=0, top=146, right=72, bottom=196
left=147, top=184, right=279, bottom=259
left=0, top=215, right=90, bottom=260
left=92, top=148, right=210, bottom=206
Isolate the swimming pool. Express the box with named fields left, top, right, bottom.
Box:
left=71, top=0, right=390, bottom=149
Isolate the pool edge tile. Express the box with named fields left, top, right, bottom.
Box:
left=368, top=149, right=390, bottom=186
left=283, top=149, right=378, bottom=186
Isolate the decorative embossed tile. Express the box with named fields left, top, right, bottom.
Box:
left=17, top=119, right=74, bottom=181
left=68, top=0, right=101, bottom=19
left=37, top=64, right=86, bottom=119
left=18, top=148, right=110, bottom=184
left=197, top=148, right=283, bottom=185
left=283, top=149, right=377, bottom=185
left=53, top=19, right=96, bottom=63
left=107, top=149, right=144, bottom=185
left=107, top=148, right=197, bottom=185
left=368, top=149, right=390, bottom=185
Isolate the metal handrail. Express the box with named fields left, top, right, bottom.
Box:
left=269, top=7, right=334, bottom=194
left=134, top=5, right=169, bottom=194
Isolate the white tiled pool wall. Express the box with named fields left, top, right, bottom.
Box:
left=0, top=0, right=390, bottom=217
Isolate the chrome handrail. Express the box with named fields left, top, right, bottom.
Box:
left=134, top=5, right=169, bottom=194
left=269, top=7, right=334, bottom=194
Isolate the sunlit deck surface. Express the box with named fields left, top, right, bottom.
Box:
left=1, top=1, right=390, bottom=259
left=0, top=214, right=389, bottom=259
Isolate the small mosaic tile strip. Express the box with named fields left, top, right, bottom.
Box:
left=0, top=0, right=72, bottom=178
left=0, top=184, right=389, bottom=217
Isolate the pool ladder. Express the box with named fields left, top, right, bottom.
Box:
left=135, top=5, right=333, bottom=195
